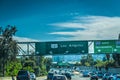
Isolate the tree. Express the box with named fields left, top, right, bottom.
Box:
left=0, top=25, right=17, bottom=76
left=80, top=55, right=87, bottom=66
left=23, top=60, right=36, bottom=69
left=44, top=57, right=52, bottom=72
left=39, top=56, right=47, bottom=75
left=85, top=62, right=90, bottom=67
left=86, top=54, right=94, bottom=66
left=80, top=54, right=94, bottom=66
left=95, top=60, right=105, bottom=67
left=6, top=60, right=22, bottom=76
left=112, top=54, right=120, bottom=67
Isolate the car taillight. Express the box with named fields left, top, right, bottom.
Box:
left=28, top=74, right=30, bottom=78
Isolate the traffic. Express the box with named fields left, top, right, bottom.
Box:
left=45, top=67, right=120, bottom=80
left=14, top=66, right=120, bottom=80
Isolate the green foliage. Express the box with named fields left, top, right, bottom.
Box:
left=22, top=59, right=36, bottom=73
left=104, top=60, right=115, bottom=67
left=5, top=61, right=22, bottom=76
left=44, top=57, right=52, bottom=64
left=85, top=62, right=90, bottom=66
left=86, top=54, right=94, bottom=66
left=95, top=58, right=115, bottom=67
left=38, top=56, right=48, bottom=75
left=75, top=62, right=81, bottom=66
left=40, top=65, right=47, bottom=76
left=44, top=57, right=52, bottom=72
left=0, top=26, right=18, bottom=76
left=21, top=56, right=48, bottom=76
left=24, top=60, right=36, bottom=68
left=95, top=60, right=105, bottom=67
left=80, top=55, right=87, bottom=66
left=23, top=66, right=34, bottom=72
left=34, top=66, right=40, bottom=76
left=80, top=54, right=94, bottom=66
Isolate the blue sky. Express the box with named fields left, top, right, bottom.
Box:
left=0, top=0, right=120, bottom=41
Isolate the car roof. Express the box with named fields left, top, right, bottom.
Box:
left=53, top=74, right=66, bottom=76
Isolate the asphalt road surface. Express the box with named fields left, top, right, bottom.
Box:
left=0, top=74, right=102, bottom=80
left=37, top=74, right=102, bottom=80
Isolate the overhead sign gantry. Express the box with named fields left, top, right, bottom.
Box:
left=94, top=40, right=120, bottom=53
left=35, top=41, right=88, bottom=55
left=17, top=40, right=120, bottom=56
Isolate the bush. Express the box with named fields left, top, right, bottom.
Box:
left=6, top=61, right=22, bottom=76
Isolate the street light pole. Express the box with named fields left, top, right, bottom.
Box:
left=119, top=33, right=120, bottom=40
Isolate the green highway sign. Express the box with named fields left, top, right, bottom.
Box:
left=35, top=41, right=88, bottom=55
left=94, top=40, right=120, bottom=53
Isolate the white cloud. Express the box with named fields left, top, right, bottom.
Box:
left=49, top=16, right=120, bottom=40
left=13, top=36, right=40, bottom=42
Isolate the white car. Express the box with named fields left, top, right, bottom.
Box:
left=30, top=72, right=36, bottom=80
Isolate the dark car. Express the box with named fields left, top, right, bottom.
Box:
left=47, top=72, right=54, bottom=80
left=102, top=73, right=111, bottom=80
left=82, top=71, right=89, bottom=77
left=52, top=74, right=67, bottom=80
left=16, top=70, right=31, bottom=80
left=90, top=74, right=98, bottom=80
left=64, top=73, right=72, bottom=80
left=97, top=71, right=104, bottom=78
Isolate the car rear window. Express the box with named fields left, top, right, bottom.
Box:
left=53, top=76, right=65, bottom=80
left=18, top=71, right=28, bottom=75
left=48, top=73, right=54, bottom=75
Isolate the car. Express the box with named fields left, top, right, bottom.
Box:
left=90, top=73, right=98, bottom=80
left=64, top=73, right=72, bottom=80
left=116, top=74, right=120, bottom=80
left=52, top=74, right=67, bottom=80
left=16, top=70, right=31, bottom=80
left=73, top=71, right=79, bottom=75
left=108, top=74, right=120, bottom=80
left=102, top=73, right=111, bottom=80
left=47, top=72, right=54, bottom=80
left=30, top=72, right=36, bottom=80
left=82, top=71, right=90, bottom=77
left=96, top=71, right=104, bottom=78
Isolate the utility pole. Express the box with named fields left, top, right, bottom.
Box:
left=118, top=33, right=120, bottom=40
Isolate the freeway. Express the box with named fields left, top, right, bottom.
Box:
left=37, top=73, right=102, bottom=80
left=37, top=74, right=102, bottom=80
left=0, top=76, right=46, bottom=80
left=0, top=74, right=102, bottom=80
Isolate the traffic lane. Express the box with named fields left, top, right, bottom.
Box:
left=37, top=76, right=47, bottom=80
left=36, top=75, right=90, bottom=80
left=36, top=74, right=102, bottom=80
left=73, top=74, right=90, bottom=80
left=36, top=75, right=86, bottom=80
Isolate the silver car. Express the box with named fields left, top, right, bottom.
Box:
left=30, top=72, right=36, bottom=80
